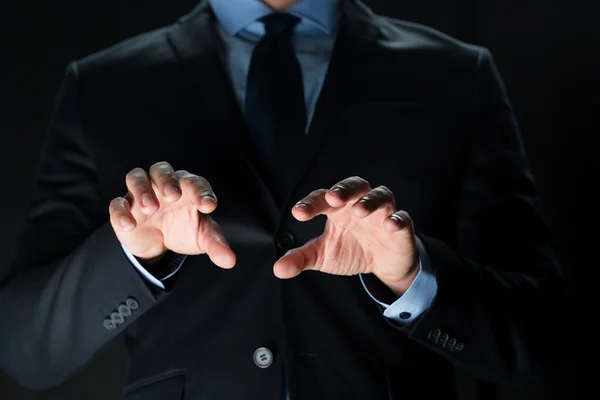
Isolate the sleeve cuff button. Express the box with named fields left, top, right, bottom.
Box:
left=399, top=312, right=412, bottom=319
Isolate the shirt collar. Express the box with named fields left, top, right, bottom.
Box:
left=208, top=0, right=339, bottom=36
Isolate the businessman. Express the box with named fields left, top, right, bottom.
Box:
left=0, top=0, right=568, bottom=399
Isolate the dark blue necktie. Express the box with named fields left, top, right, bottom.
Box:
left=245, top=13, right=307, bottom=205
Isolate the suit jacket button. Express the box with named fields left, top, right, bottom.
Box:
left=253, top=347, right=274, bottom=368
left=125, top=297, right=140, bottom=310
left=445, top=337, right=457, bottom=351
left=428, top=329, right=441, bottom=342
left=103, top=318, right=117, bottom=331
left=399, top=312, right=412, bottom=320
left=277, top=231, right=296, bottom=251
left=453, top=342, right=464, bottom=353
left=110, top=311, right=124, bottom=324
left=118, top=304, right=132, bottom=317
left=439, top=333, right=449, bottom=346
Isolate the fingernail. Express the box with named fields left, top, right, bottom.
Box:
left=164, top=184, right=178, bottom=196
left=142, top=194, right=154, bottom=207
left=120, top=216, right=132, bottom=227
left=390, top=215, right=403, bottom=224
left=201, top=196, right=216, bottom=204
left=329, top=188, right=346, bottom=199
left=294, top=202, right=307, bottom=208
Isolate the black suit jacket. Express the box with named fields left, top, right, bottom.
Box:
left=0, top=1, right=568, bottom=399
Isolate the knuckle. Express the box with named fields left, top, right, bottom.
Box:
left=173, top=170, right=191, bottom=182
left=110, top=211, right=124, bottom=221
left=126, top=172, right=150, bottom=190
left=175, top=172, right=214, bottom=196
left=108, top=198, right=119, bottom=211
left=175, top=169, right=190, bottom=177
left=149, top=161, right=171, bottom=171
left=198, top=189, right=214, bottom=198
left=310, top=188, right=327, bottom=197
left=127, top=167, right=146, bottom=179
left=156, top=172, right=178, bottom=185
left=333, top=182, right=351, bottom=191
left=149, top=163, right=178, bottom=186
left=376, top=185, right=394, bottom=198
left=191, top=176, right=212, bottom=189
left=180, top=172, right=206, bottom=187
left=133, top=182, right=151, bottom=193
left=109, top=198, right=125, bottom=213
left=304, top=189, right=326, bottom=205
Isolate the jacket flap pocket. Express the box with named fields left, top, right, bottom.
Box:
left=123, top=369, right=186, bottom=400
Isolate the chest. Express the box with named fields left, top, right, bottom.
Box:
left=83, top=43, right=474, bottom=241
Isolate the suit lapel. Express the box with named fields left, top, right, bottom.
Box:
left=166, top=0, right=380, bottom=219
left=167, top=1, right=246, bottom=150
left=167, top=1, right=280, bottom=222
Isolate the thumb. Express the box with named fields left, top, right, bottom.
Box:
left=199, top=216, right=237, bottom=269
left=273, top=236, right=321, bottom=279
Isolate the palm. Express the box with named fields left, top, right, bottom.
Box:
left=310, top=205, right=414, bottom=276
left=274, top=180, right=418, bottom=284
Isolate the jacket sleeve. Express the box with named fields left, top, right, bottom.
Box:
left=0, top=62, right=170, bottom=390
left=397, top=48, right=570, bottom=387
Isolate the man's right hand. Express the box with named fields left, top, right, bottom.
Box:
left=109, top=162, right=236, bottom=271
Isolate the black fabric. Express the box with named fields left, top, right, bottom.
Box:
left=245, top=13, right=306, bottom=205
left=0, top=1, right=569, bottom=399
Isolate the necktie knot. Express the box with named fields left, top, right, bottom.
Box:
left=260, top=13, right=301, bottom=37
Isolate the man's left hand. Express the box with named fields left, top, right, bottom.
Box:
left=274, top=176, right=420, bottom=296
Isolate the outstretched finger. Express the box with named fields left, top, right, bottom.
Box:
left=292, top=189, right=334, bottom=221
left=198, top=216, right=237, bottom=269
left=325, top=176, right=371, bottom=208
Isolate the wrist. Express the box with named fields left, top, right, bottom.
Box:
left=375, top=257, right=420, bottom=297
left=135, top=251, right=168, bottom=273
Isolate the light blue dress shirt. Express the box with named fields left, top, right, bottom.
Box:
left=124, top=0, right=437, bottom=330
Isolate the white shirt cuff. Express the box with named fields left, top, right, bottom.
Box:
left=121, top=244, right=186, bottom=290
left=360, top=236, right=437, bottom=325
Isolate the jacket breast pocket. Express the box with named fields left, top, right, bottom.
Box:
left=325, top=101, right=468, bottom=229
left=335, top=101, right=467, bottom=176
left=123, top=369, right=186, bottom=400
left=341, top=101, right=466, bottom=149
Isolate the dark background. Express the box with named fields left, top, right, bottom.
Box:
left=0, top=0, right=591, bottom=398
